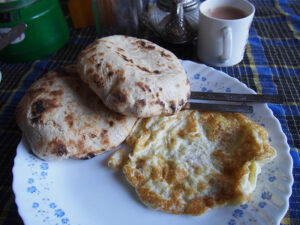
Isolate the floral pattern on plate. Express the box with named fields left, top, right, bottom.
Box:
left=13, top=150, right=71, bottom=225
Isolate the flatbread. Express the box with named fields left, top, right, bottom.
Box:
left=77, top=35, right=191, bottom=118
left=123, top=110, right=276, bottom=215
left=16, top=65, right=137, bottom=160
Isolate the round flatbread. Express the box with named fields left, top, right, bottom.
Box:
left=77, top=35, right=191, bottom=118
left=16, top=65, right=137, bottom=161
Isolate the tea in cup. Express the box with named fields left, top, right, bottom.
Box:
left=197, top=0, right=255, bottom=67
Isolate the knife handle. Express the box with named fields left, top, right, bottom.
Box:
left=0, top=23, right=27, bottom=51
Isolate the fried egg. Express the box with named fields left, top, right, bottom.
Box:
left=108, top=148, right=126, bottom=169
left=123, top=110, right=276, bottom=215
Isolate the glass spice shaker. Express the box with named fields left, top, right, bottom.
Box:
left=147, top=0, right=200, bottom=43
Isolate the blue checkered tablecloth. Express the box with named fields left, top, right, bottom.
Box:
left=0, top=0, right=299, bottom=224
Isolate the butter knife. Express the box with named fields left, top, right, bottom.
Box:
left=0, top=23, right=26, bottom=51
left=185, top=102, right=253, bottom=113
left=190, top=91, right=284, bottom=104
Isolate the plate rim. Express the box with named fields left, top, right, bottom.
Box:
left=12, top=60, right=294, bottom=225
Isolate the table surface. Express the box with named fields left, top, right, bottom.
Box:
left=0, top=0, right=299, bottom=224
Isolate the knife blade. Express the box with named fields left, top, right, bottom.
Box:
left=190, top=91, right=284, bottom=104
left=185, top=102, right=253, bottom=113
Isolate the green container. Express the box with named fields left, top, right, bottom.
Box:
left=0, top=0, right=69, bottom=62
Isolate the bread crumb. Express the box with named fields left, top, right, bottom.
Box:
left=107, top=149, right=125, bottom=169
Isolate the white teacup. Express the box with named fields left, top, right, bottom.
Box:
left=197, top=0, right=255, bottom=67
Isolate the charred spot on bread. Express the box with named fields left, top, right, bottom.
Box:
left=121, top=54, right=134, bottom=64
left=137, top=65, right=151, bottom=73
left=112, top=114, right=127, bottom=124
left=87, top=68, right=94, bottom=75
left=169, top=101, right=176, bottom=114
left=113, top=89, right=128, bottom=104
left=105, top=62, right=113, bottom=71
left=96, top=62, right=102, bottom=69
left=89, top=54, right=98, bottom=64
left=50, top=89, right=64, bottom=96
left=107, top=71, right=114, bottom=77
left=159, top=101, right=165, bottom=108
left=136, top=82, right=152, bottom=92
left=31, top=115, right=42, bottom=123
left=31, top=99, right=58, bottom=123
left=64, top=114, right=74, bottom=128
left=32, top=100, right=47, bottom=114
left=137, top=99, right=146, bottom=107
left=92, top=73, right=105, bottom=88
left=87, top=152, right=96, bottom=158
left=85, top=46, right=97, bottom=55
left=136, top=40, right=156, bottom=50
left=101, top=129, right=110, bottom=146
left=49, top=138, right=68, bottom=157
left=101, top=129, right=108, bottom=137
left=160, top=50, right=171, bottom=58
left=79, top=152, right=96, bottom=160
left=89, top=133, right=97, bottom=138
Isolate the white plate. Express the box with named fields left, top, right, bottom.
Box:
left=13, top=60, right=293, bottom=225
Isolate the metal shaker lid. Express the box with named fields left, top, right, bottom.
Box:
left=157, top=0, right=199, bottom=12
